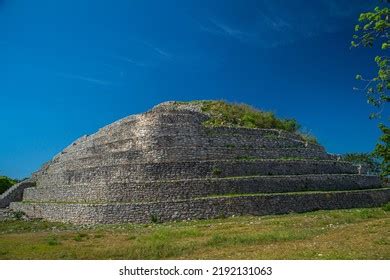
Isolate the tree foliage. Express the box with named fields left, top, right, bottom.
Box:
left=373, top=124, right=390, bottom=176
left=352, top=1, right=390, bottom=177
left=342, top=153, right=381, bottom=174
left=0, top=176, right=18, bottom=195
left=352, top=1, right=390, bottom=118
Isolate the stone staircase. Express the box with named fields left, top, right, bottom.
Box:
left=9, top=102, right=390, bottom=224
left=0, top=180, right=35, bottom=208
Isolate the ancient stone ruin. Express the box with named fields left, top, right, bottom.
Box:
left=2, top=101, right=389, bottom=224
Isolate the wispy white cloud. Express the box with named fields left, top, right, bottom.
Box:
left=199, top=0, right=371, bottom=48
left=200, top=18, right=257, bottom=43
left=153, top=47, right=172, bottom=59
left=199, top=17, right=289, bottom=48
left=210, top=19, right=248, bottom=38
left=257, top=0, right=371, bottom=37
left=137, top=40, right=173, bottom=59
left=111, top=55, right=148, bottom=67
left=109, top=39, right=172, bottom=66
left=256, top=10, right=292, bottom=32
left=56, top=73, right=113, bottom=86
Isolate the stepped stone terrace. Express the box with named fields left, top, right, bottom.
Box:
left=2, top=101, right=389, bottom=224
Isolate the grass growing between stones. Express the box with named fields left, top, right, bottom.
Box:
left=0, top=205, right=389, bottom=259
left=199, top=100, right=300, bottom=132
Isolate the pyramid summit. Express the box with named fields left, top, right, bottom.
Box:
left=3, top=100, right=389, bottom=224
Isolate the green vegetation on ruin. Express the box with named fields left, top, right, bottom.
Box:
left=0, top=205, right=389, bottom=259
left=176, top=100, right=318, bottom=143
left=199, top=100, right=300, bottom=132
left=0, top=176, right=19, bottom=195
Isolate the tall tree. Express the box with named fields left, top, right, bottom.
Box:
left=352, top=1, right=390, bottom=177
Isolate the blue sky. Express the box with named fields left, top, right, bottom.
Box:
left=0, top=0, right=386, bottom=178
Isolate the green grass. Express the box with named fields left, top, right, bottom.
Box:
left=383, top=202, right=390, bottom=211
left=46, top=235, right=61, bottom=246
left=199, top=100, right=300, bottom=132
left=0, top=205, right=390, bottom=259
left=203, top=188, right=389, bottom=199
left=178, top=100, right=320, bottom=143
left=175, top=100, right=301, bottom=132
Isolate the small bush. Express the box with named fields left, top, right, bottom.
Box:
left=150, top=214, right=160, bottom=224
left=46, top=235, right=60, bottom=246
left=373, top=124, right=390, bottom=177
left=73, top=232, right=88, bottom=242
left=13, top=211, right=25, bottom=220
left=299, top=133, right=318, bottom=144
left=73, top=236, right=83, bottom=242
left=382, top=202, right=390, bottom=212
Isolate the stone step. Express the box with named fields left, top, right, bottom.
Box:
left=49, top=146, right=332, bottom=170
left=70, top=114, right=306, bottom=151
left=11, top=188, right=390, bottom=224
left=0, top=180, right=36, bottom=208
left=36, top=159, right=359, bottom=187
left=25, top=174, right=381, bottom=203
left=55, top=133, right=317, bottom=163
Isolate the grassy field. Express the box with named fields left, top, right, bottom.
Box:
left=0, top=205, right=389, bottom=260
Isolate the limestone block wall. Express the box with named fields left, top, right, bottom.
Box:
left=11, top=189, right=390, bottom=224
left=35, top=159, right=359, bottom=188
left=23, top=174, right=381, bottom=203
left=46, top=147, right=333, bottom=169
left=54, top=131, right=323, bottom=163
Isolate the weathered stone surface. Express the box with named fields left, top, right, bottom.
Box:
left=0, top=208, right=13, bottom=221
left=0, top=180, right=36, bottom=208
left=23, top=174, right=381, bottom=203
left=6, top=101, right=390, bottom=224
left=11, top=189, right=390, bottom=224
left=35, top=159, right=359, bottom=187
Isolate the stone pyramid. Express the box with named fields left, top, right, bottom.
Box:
left=5, top=101, right=390, bottom=224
